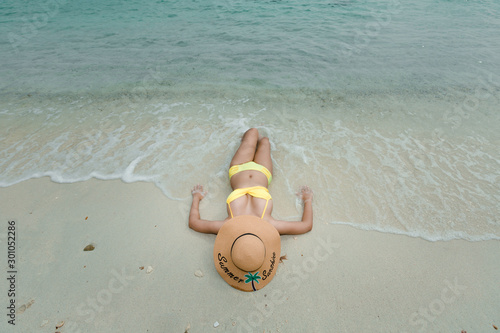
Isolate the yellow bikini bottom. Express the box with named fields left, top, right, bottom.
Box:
left=229, top=161, right=272, bottom=186
left=226, top=186, right=272, bottom=219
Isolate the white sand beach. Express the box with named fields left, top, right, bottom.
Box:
left=1, top=177, right=498, bottom=332
left=2, top=0, right=500, bottom=331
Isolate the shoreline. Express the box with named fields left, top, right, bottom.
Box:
left=1, top=89, right=498, bottom=243
left=0, top=177, right=498, bottom=332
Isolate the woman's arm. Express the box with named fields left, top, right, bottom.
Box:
left=188, top=185, right=226, bottom=234
left=269, top=186, right=313, bottom=235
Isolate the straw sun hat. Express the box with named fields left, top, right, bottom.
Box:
left=213, top=215, right=281, bottom=292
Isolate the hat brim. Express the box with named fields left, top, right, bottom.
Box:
left=213, top=215, right=280, bottom=292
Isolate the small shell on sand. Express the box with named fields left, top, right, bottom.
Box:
left=17, top=299, right=34, bottom=314
left=56, top=321, right=65, bottom=329
left=213, top=321, right=219, bottom=328
left=146, top=266, right=153, bottom=274
left=83, top=244, right=95, bottom=251
left=40, top=319, right=49, bottom=327
left=194, top=270, right=204, bottom=277
left=17, top=304, right=26, bottom=314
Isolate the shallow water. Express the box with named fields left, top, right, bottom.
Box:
left=1, top=0, right=499, bottom=241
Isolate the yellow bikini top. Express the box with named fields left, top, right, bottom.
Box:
left=226, top=186, right=272, bottom=219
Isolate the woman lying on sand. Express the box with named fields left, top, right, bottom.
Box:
left=188, top=128, right=313, bottom=291
left=188, top=127, right=313, bottom=235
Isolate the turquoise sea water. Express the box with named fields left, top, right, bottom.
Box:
left=1, top=0, right=499, bottom=241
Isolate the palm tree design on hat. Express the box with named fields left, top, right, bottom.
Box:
left=244, top=272, right=261, bottom=291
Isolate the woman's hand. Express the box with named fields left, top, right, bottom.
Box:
left=191, top=184, right=207, bottom=200
left=296, top=185, right=313, bottom=203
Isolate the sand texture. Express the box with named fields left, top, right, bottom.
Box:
left=0, top=177, right=499, bottom=332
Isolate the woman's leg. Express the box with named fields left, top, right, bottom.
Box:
left=230, top=128, right=259, bottom=167
left=254, top=136, right=273, bottom=175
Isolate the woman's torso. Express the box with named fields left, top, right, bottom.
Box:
left=227, top=170, right=273, bottom=219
